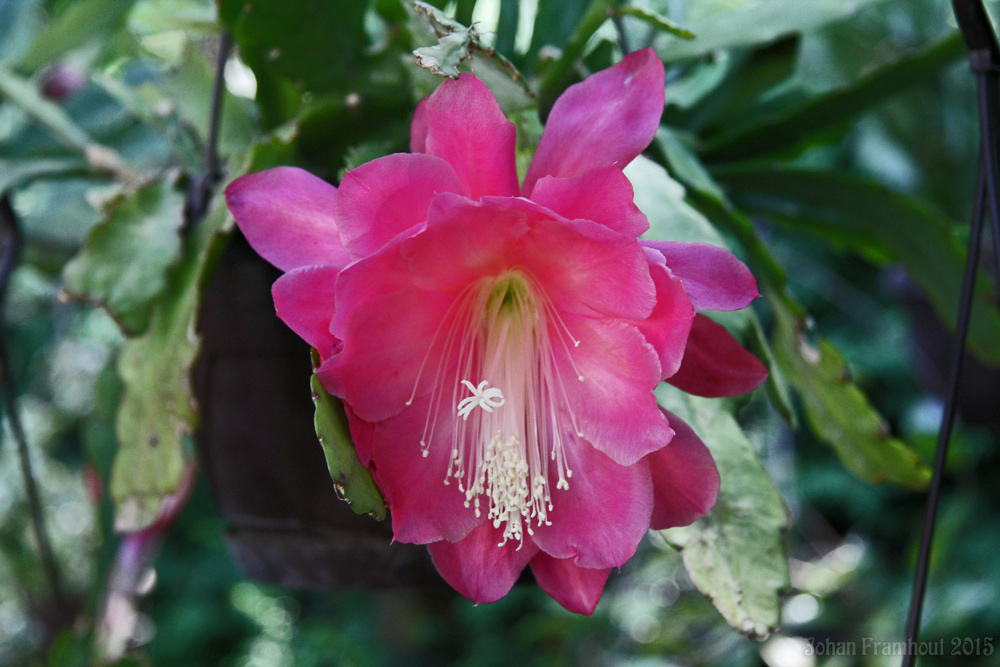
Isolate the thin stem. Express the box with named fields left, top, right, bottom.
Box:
left=186, top=30, right=232, bottom=225
left=3, top=343, right=66, bottom=606
left=612, top=12, right=631, bottom=55
left=985, top=64, right=1000, bottom=304
left=901, top=71, right=996, bottom=664
left=204, top=30, right=231, bottom=189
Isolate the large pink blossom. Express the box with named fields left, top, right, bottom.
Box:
left=225, top=49, right=766, bottom=614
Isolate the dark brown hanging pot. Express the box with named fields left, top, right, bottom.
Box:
left=194, top=232, right=441, bottom=589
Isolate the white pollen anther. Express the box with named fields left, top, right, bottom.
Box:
left=456, top=380, right=505, bottom=420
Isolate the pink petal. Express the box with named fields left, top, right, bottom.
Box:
left=558, top=315, right=673, bottom=466
left=325, top=198, right=655, bottom=422
left=428, top=521, right=539, bottom=604
left=636, top=252, right=694, bottom=380
left=320, top=282, right=455, bottom=422
left=271, top=265, right=340, bottom=359
left=529, top=167, right=649, bottom=237
left=530, top=439, right=652, bottom=568
left=410, top=98, right=429, bottom=153
left=414, top=194, right=656, bottom=320
left=647, top=409, right=720, bottom=529
left=344, top=405, right=374, bottom=467
left=667, top=314, right=768, bottom=397
left=225, top=167, right=348, bottom=272
left=423, top=74, right=519, bottom=199
left=529, top=553, right=611, bottom=615
left=642, top=241, right=759, bottom=312
left=334, top=153, right=466, bottom=260
left=523, top=49, right=665, bottom=196
left=365, top=394, right=483, bottom=543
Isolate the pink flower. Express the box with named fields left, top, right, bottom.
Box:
left=225, top=49, right=766, bottom=614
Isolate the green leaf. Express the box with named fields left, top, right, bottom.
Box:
left=770, top=297, right=931, bottom=489
left=218, top=0, right=379, bottom=128
left=220, top=0, right=367, bottom=94
left=652, top=138, right=797, bottom=422
left=453, top=0, right=475, bottom=27
left=528, top=0, right=592, bottom=66
left=0, top=63, right=90, bottom=150
left=63, top=178, right=186, bottom=336
left=310, top=350, right=386, bottom=520
left=677, top=37, right=799, bottom=137
left=512, top=108, right=543, bottom=185
left=245, top=121, right=300, bottom=172
left=0, top=157, right=86, bottom=194
left=110, top=193, right=229, bottom=532
left=0, top=0, right=43, bottom=66
left=656, top=128, right=726, bottom=204
left=536, top=0, right=616, bottom=113
left=613, top=6, right=694, bottom=40
left=663, top=54, right=732, bottom=111
left=18, top=0, right=137, bottom=72
left=494, top=0, right=520, bottom=58
left=718, top=166, right=1000, bottom=365
left=127, top=0, right=218, bottom=35
left=0, top=63, right=138, bottom=181
left=747, top=311, right=796, bottom=426
left=126, top=42, right=257, bottom=161
left=683, top=189, right=931, bottom=489
left=409, top=1, right=476, bottom=79
left=658, top=389, right=790, bottom=640
left=466, top=51, right=535, bottom=113
left=701, top=34, right=965, bottom=162
left=655, top=0, right=887, bottom=63
left=343, top=139, right=395, bottom=174
left=624, top=155, right=727, bottom=246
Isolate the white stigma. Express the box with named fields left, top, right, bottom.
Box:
left=406, top=269, right=586, bottom=549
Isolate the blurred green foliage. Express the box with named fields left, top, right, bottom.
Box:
left=0, top=0, right=998, bottom=666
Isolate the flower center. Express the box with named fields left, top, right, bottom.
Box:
left=406, top=270, right=586, bottom=548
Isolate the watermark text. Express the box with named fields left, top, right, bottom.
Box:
left=804, top=636, right=994, bottom=657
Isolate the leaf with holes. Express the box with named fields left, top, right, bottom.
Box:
left=63, top=178, right=186, bottom=336
left=414, top=28, right=473, bottom=79
left=658, top=388, right=790, bottom=640
left=408, top=0, right=532, bottom=111
left=770, top=296, right=931, bottom=489
left=110, top=194, right=229, bottom=532
left=661, top=151, right=930, bottom=488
